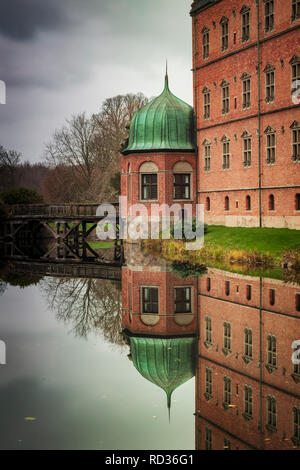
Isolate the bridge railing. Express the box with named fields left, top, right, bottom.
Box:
left=4, top=203, right=119, bottom=217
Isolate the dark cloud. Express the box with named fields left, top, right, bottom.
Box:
left=0, top=0, right=68, bottom=40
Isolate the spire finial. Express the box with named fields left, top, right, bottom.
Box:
left=164, top=60, right=169, bottom=90
left=167, top=391, right=172, bottom=423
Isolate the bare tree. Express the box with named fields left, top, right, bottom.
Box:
left=0, top=145, right=21, bottom=188
left=44, top=93, right=148, bottom=203
left=40, top=276, right=125, bottom=347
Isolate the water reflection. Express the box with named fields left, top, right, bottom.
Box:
left=0, top=240, right=299, bottom=450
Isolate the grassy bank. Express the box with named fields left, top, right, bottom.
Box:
left=142, top=225, right=300, bottom=278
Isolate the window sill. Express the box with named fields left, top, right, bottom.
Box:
left=204, top=393, right=213, bottom=401
left=222, top=402, right=231, bottom=411
left=265, top=364, right=277, bottom=374
left=242, top=355, right=253, bottom=365
left=173, top=199, right=194, bottom=202
left=266, top=424, right=277, bottom=433
left=204, top=341, right=213, bottom=350
left=222, top=347, right=232, bottom=357
left=266, top=162, right=276, bottom=166
left=291, top=437, right=300, bottom=448
left=265, top=99, right=275, bottom=104
left=139, top=200, right=159, bottom=203
left=291, top=373, right=300, bottom=384
left=242, top=412, right=253, bottom=422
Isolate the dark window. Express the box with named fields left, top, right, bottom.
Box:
left=142, top=287, right=159, bottom=314
left=267, top=334, right=277, bottom=368
left=266, top=132, right=276, bottom=164
left=221, top=18, right=229, bottom=51
left=223, top=321, right=231, bottom=351
left=241, top=7, right=250, bottom=42
left=292, top=0, right=300, bottom=21
left=222, top=84, right=230, bottom=114
left=205, top=427, right=212, bottom=450
left=292, top=57, right=300, bottom=98
left=225, top=280, right=230, bottom=296
left=222, top=140, right=230, bottom=169
left=141, top=174, right=157, bottom=200
left=225, top=196, right=230, bottom=211
left=204, top=144, right=211, bottom=171
left=202, top=28, right=210, bottom=59
left=205, top=316, right=212, bottom=344
left=265, top=0, right=274, bottom=31
left=296, top=293, right=300, bottom=312
left=297, top=194, right=300, bottom=210
left=243, top=136, right=252, bottom=167
left=267, top=396, right=277, bottom=429
left=174, top=287, right=191, bottom=313
left=266, top=69, right=275, bottom=102
left=223, top=376, right=231, bottom=406
left=206, top=197, right=211, bottom=211
left=246, top=195, right=251, bottom=211
left=207, top=277, right=211, bottom=291
left=269, top=288, right=275, bottom=306
left=242, top=78, right=251, bottom=109
left=203, top=90, right=210, bottom=119
left=269, top=194, right=275, bottom=211
left=293, top=407, right=300, bottom=441
left=174, top=174, right=190, bottom=200
left=244, top=328, right=253, bottom=358
left=205, top=368, right=212, bottom=397
left=246, top=284, right=252, bottom=300
left=224, top=438, right=231, bottom=450
left=292, top=127, right=300, bottom=162
left=244, top=386, right=253, bottom=418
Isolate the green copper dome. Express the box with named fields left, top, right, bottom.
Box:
left=122, top=75, right=195, bottom=154
left=129, top=336, right=196, bottom=415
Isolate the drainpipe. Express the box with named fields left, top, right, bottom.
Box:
left=193, top=16, right=199, bottom=208
left=259, top=276, right=263, bottom=449
left=256, top=0, right=262, bottom=227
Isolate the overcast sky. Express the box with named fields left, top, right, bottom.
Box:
left=0, top=0, right=193, bottom=163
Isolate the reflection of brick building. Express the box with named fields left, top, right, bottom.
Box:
left=121, top=246, right=198, bottom=415
left=196, top=268, right=300, bottom=450
left=191, top=0, right=300, bottom=229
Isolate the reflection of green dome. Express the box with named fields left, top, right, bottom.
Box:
left=129, top=336, right=196, bottom=416
left=122, top=75, right=195, bottom=154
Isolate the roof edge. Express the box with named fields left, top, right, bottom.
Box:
left=190, top=0, right=223, bottom=16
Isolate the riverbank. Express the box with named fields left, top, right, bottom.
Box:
left=142, top=225, right=300, bottom=280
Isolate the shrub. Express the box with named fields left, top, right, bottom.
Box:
left=171, top=260, right=207, bottom=279
left=0, top=188, right=44, bottom=205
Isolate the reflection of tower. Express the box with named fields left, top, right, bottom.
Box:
left=122, top=244, right=198, bottom=417
left=196, top=268, right=300, bottom=450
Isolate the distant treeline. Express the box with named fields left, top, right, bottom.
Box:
left=0, top=92, right=148, bottom=204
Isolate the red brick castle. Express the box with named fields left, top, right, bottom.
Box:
left=121, top=0, right=300, bottom=230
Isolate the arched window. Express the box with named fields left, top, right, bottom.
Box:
left=206, top=197, right=211, bottom=211
left=173, top=161, right=193, bottom=200
left=225, top=196, right=230, bottom=211
left=269, top=194, right=275, bottom=211
left=296, top=193, right=300, bottom=211
left=139, top=162, right=158, bottom=201
left=246, top=195, right=251, bottom=211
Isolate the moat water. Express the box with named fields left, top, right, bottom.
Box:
left=0, top=244, right=299, bottom=450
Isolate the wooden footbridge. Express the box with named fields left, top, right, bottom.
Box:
left=0, top=203, right=124, bottom=266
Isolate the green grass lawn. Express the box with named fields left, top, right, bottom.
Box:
left=204, top=225, right=300, bottom=257
left=89, top=241, right=114, bottom=249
